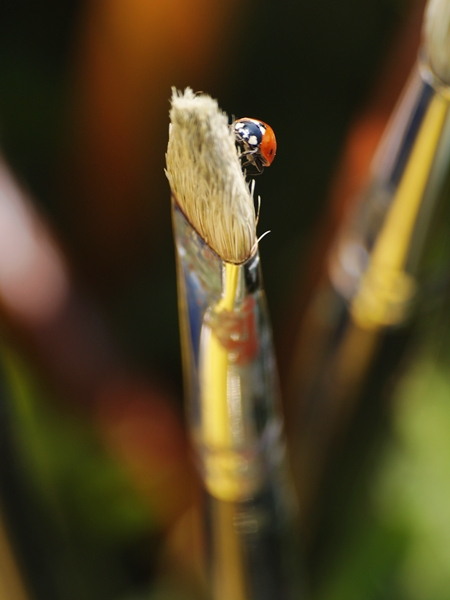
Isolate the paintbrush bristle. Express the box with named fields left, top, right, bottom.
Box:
left=424, top=0, right=450, bottom=85
left=166, top=88, right=256, bottom=264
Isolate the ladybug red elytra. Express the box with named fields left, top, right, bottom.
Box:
left=232, top=118, right=277, bottom=174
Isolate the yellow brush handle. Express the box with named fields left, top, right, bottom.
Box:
left=201, top=263, right=241, bottom=500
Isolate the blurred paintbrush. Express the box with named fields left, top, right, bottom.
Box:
left=287, top=0, right=450, bottom=519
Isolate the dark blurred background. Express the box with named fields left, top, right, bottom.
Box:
left=1, top=0, right=449, bottom=599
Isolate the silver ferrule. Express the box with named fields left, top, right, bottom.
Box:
left=328, top=57, right=450, bottom=329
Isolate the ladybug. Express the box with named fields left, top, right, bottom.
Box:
left=232, top=118, right=277, bottom=174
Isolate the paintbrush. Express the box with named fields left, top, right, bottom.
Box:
left=166, top=89, right=301, bottom=600
left=287, top=0, right=450, bottom=515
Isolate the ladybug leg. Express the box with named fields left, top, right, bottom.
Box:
left=253, top=160, right=264, bottom=174
left=246, top=155, right=263, bottom=175
left=237, top=151, right=255, bottom=169
left=235, top=146, right=263, bottom=175
left=238, top=149, right=257, bottom=159
left=240, top=157, right=263, bottom=177
left=237, top=149, right=259, bottom=167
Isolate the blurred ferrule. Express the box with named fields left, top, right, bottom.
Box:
left=172, top=200, right=286, bottom=502
left=329, top=59, right=450, bottom=330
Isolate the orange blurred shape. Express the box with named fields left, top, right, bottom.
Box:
left=69, top=0, right=242, bottom=279
left=95, top=377, right=197, bottom=527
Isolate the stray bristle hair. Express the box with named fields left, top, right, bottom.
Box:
left=424, top=0, right=450, bottom=85
left=166, top=88, right=256, bottom=264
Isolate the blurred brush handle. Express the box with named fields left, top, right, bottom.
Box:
left=289, top=57, right=450, bottom=512
left=205, top=483, right=304, bottom=600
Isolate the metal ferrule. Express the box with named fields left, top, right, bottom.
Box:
left=172, top=200, right=287, bottom=503
left=329, top=56, right=450, bottom=329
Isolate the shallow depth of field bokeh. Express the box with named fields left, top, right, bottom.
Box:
left=2, top=1, right=450, bottom=599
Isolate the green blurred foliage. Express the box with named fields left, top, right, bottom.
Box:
left=3, top=346, right=153, bottom=542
